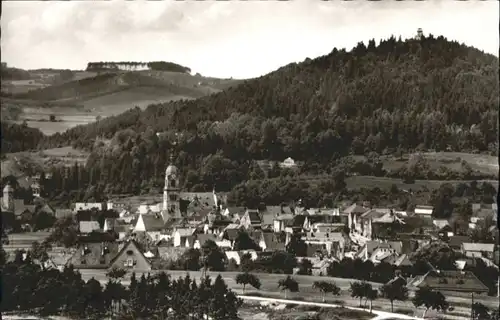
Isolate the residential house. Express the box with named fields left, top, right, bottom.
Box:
left=358, top=208, right=401, bottom=239
left=407, top=270, right=489, bottom=295
left=79, top=221, right=101, bottom=234
left=303, top=214, right=343, bottom=232
left=104, top=218, right=131, bottom=240
left=438, top=225, right=454, bottom=240
left=203, top=213, right=232, bottom=235
left=47, top=249, right=75, bottom=271
left=306, top=243, right=328, bottom=258
left=6, top=232, right=51, bottom=247
left=193, top=234, right=218, bottom=249
left=74, top=202, right=105, bottom=212
left=273, top=214, right=295, bottom=233
left=433, top=219, right=449, bottom=230
left=173, top=228, right=196, bottom=247
left=1, top=184, right=37, bottom=220
left=279, top=157, right=297, bottom=168
left=222, top=206, right=246, bottom=218
left=302, top=231, right=346, bottom=258
left=356, top=240, right=403, bottom=262
left=472, top=203, right=498, bottom=222
left=109, top=240, right=151, bottom=271
left=222, top=225, right=242, bottom=248
left=103, top=218, right=116, bottom=232
left=55, top=208, right=73, bottom=219
left=343, top=203, right=370, bottom=234
left=67, top=242, right=120, bottom=269
left=461, top=243, right=495, bottom=260
left=133, top=213, right=166, bottom=241
left=258, top=232, right=286, bottom=252
left=239, top=209, right=262, bottom=230
left=311, top=259, right=332, bottom=276
left=413, top=205, right=434, bottom=218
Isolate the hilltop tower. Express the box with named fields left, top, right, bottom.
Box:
left=416, top=28, right=423, bottom=40
left=162, top=155, right=181, bottom=222
left=2, top=183, right=15, bottom=212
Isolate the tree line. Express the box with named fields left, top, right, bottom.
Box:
left=1, top=251, right=241, bottom=320
left=86, top=61, right=191, bottom=73
left=1, top=121, right=45, bottom=154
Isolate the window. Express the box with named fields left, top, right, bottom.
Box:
left=170, top=180, right=176, bottom=188
left=124, top=258, right=135, bottom=267
left=169, top=194, right=177, bottom=201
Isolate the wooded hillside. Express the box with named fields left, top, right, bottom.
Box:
left=10, top=34, right=499, bottom=206
left=43, top=34, right=498, bottom=159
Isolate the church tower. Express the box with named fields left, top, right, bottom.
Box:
left=2, top=183, right=15, bottom=212
left=162, top=156, right=181, bottom=221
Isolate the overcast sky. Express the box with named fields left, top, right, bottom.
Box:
left=2, top=0, right=498, bottom=79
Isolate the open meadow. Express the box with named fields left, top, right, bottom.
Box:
left=79, top=269, right=494, bottom=319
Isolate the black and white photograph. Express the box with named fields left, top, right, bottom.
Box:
left=1, top=1, right=499, bottom=319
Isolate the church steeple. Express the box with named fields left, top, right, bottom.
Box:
left=162, top=153, right=181, bottom=222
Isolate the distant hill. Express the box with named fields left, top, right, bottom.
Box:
left=1, top=70, right=243, bottom=133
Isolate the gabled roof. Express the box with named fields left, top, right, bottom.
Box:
left=364, top=240, right=403, bottom=255
left=261, top=212, right=275, bottom=226
left=196, top=234, right=217, bottom=247
left=223, top=228, right=241, bottom=241
left=448, top=235, right=471, bottom=249
left=275, top=214, right=295, bottom=221
left=79, top=221, right=100, bottom=233
left=407, top=270, right=489, bottom=293
left=189, top=208, right=213, bottom=222
left=343, top=204, right=370, bottom=215
left=305, top=215, right=339, bottom=225
left=245, top=210, right=261, bottom=224
left=110, top=240, right=151, bottom=268
left=141, top=214, right=166, bottom=231
left=462, top=243, right=495, bottom=253
left=260, top=232, right=285, bottom=251
left=175, top=228, right=196, bottom=237
left=394, top=254, right=413, bottom=267
left=225, top=207, right=246, bottom=215
left=67, top=242, right=120, bottom=269
left=433, top=219, right=450, bottom=229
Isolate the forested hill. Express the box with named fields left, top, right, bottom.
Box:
left=41, top=34, right=498, bottom=161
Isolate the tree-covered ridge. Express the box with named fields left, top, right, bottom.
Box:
left=1, top=122, right=46, bottom=154
left=86, top=61, right=191, bottom=73
left=44, top=34, right=498, bottom=160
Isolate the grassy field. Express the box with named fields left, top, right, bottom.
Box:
left=353, top=152, right=499, bottom=177
left=345, top=176, right=499, bottom=191
left=79, top=269, right=490, bottom=320
left=2, top=70, right=242, bottom=135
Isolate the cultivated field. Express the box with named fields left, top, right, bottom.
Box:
left=2, top=69, right=242, bottom=135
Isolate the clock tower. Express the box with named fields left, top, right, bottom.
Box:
left=162, top=157, right=181, bottom=221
